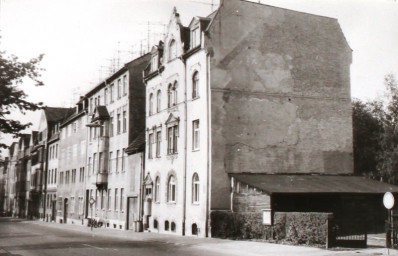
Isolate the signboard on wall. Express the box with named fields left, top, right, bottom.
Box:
left=262, top=209, right=272, bottom=225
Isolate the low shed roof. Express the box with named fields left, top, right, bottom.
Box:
left=231, top=174, right=398, bottom=195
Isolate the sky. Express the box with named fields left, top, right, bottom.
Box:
left=1, top=0, right=398, bottom=147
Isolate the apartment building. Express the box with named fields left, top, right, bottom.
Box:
left=85, top=54, right=150, bottom=230
left=57, top=102, right=88, bottom=224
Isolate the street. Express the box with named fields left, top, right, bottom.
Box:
left=0, top=218, right=388, bottom=256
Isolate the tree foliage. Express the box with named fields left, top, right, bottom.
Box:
left=353, top=74, right=398, bottom=184
left=0, top=51, right=44, bottom=148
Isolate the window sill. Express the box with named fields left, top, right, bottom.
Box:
left=192, top=202, right=200, bottom=206
left=166, top=202, right=176, bottom=205
left=192, top=96, right=200, bottom=101
left=192, top=148, right=200, bottom=152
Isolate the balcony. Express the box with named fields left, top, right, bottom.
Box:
left=91, top=172, right=108, bottom=189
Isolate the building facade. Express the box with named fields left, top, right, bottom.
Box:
left=57, top=102, right=88, bottom=224
left=84, top=54, right=150, bottom=230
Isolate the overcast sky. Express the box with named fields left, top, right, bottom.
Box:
left=1, top=0, right=398, bottom=147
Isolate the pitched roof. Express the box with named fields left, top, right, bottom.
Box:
left=231, top=174, right=398, bottom=194
left=125, top=131, right=145, bottom=155
left=43, top=107, right=75, bottom=123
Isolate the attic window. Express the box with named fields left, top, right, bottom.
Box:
left=191, top=27, right=200, bottom=48
left=151, top=54, right=158, bottom=71
left=168, top=39, right=177, bottom=61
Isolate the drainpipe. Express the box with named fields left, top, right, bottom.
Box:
left=139, top=151, right=144, bottom=232
left=205, top=52, right=211, bottom=237
left=181, top=55, right=188, bottom=236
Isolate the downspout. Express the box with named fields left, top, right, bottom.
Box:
left=205, top=52, right=211, bottom=237
left=181, top=55, right=188, bottom=236
left=139, top=150, right=144, bottom=231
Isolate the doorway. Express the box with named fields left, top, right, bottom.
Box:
left=63, top=198, right=68, bottom=224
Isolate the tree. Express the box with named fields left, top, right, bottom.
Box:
left=0, top=51, right=44, bottom=149
left=352, top=99, right=383, bottom=178
left=377, top=74, right=398, bottom=183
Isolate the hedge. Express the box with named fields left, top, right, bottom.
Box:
left=211, top=211, right=332, bottom=246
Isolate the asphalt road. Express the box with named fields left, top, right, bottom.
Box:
left=0, top=218, right=389, bottom=256
left=0, top=218, right=229, bottom=256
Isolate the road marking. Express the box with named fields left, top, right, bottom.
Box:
left=82, top=244, right=104, bottom=250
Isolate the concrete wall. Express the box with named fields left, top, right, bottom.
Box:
left=206, top=0, right=353, bottom=210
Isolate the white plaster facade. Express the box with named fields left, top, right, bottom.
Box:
left=144, top=9, right=211, bottom=237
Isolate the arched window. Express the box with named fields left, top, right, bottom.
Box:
left=192, top=71, right=199, bottom=99
left=149, top=93, right=154, bottom=115
left=155, top=177, right=160, bottom=203
left=168, top=84, right=173, bottom=108
left=171, top=222, right=176, bottom=232
left=168, top=175, right=176, bottom=202
left=165, top=220, right=169, bottom=231
left=192, top=173, right=199, bottom=203
left=168, top=40, right=177, bottom=61
left=156, top=90, right=161, bottom=113
left=153, top=219, right=158, bottom=229
left=173, top=81, right=178, bottom=106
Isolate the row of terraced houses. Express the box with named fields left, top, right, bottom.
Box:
left=1, top=0, right=397, bottom=242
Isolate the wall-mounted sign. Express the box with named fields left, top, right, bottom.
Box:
left=384, top=192, right=395, bottom=210
left=262, top=209, right=272, bottom=225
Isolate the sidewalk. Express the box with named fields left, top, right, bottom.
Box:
left=25, top=219, right=389, bottom=256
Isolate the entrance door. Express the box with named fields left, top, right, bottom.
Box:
left=127, top=197, right=138, bottom=231
left=85, top=190, right=89, bottom=218
left=51, top=201, right=56, bottom=221
left=63, top=198, right=68, bottom=224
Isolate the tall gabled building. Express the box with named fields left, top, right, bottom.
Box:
left=142, top=0, right=395, bottom=238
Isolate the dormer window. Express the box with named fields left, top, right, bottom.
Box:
left=151, top=54, right=158, bottom=72
left=191, top=27, right=200, bottom=48
left=168, top=39, right=177, bottom=61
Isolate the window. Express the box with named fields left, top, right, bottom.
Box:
left=116, top=150, right=120, bottom=172
left=101, top=190, right=105, bottom=209
left=110, top=112, right=114, bottom=137
left=156, top=131, right=161, bottom=157
left=120, top=188, right=124, bottom=211
left=99, top=152, right=103, bottom=173
left=109, top=152, right=113, bottom=173
left=192, top=120, right=200, bottom=150
left=156, top=90, right=161, bottom=113
left=70, top=197, right=75, bottom=213
left=171, top=222, right=176, bottom=232
left=149, top=93, right=154, bottom=115
left=93, top=153, right=97, bottom=174
left=168, top=176, right=176, bottom=202
left=168, top=84, right=173, bottom=108
left=78, top=197, right=84, bottom=214
left=151, top=54, right=158, bottom=71
left=104, top=88, right=108, bottom=105
left=173, top=82, right=178, bottom=106
left=192, top=173, right=199, bottom=204
left=111, top=83, right=115, bottom=102
left=60, top=172, right=64, bottom=185
left=168, top=39, right=177, bottom=61
left=155, top=177, right=160, bottom=203
left=121, top=149, right=125, bottom=172
left=117, top=79, right=121, bottom=99
left=90, top=98, right=94, bottom=113
left=54, top=168, right=57, bottom=184
left=98, top=95, right=101, bottom=105
left=117, top=113, right=121, bottom=134
left=191, top=27, right=200, bottom=48
left=122, top=107, right=127, bottom=133
left=123, top=75, right=127, bottom=96
left=148, top=133, right=154, bottom=159
left=167, top=125, right=178, bottom=154
left=114, top=188, right=118, bottom=210
left=88, top=157, right=92, bottom=174
left=108, top=189, right=112, bottom=210
left=154, top=219, right=158, bottom=229
left=192, top=72, right=199, bottom=99
left=165, top=221, right=169, bottom=231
